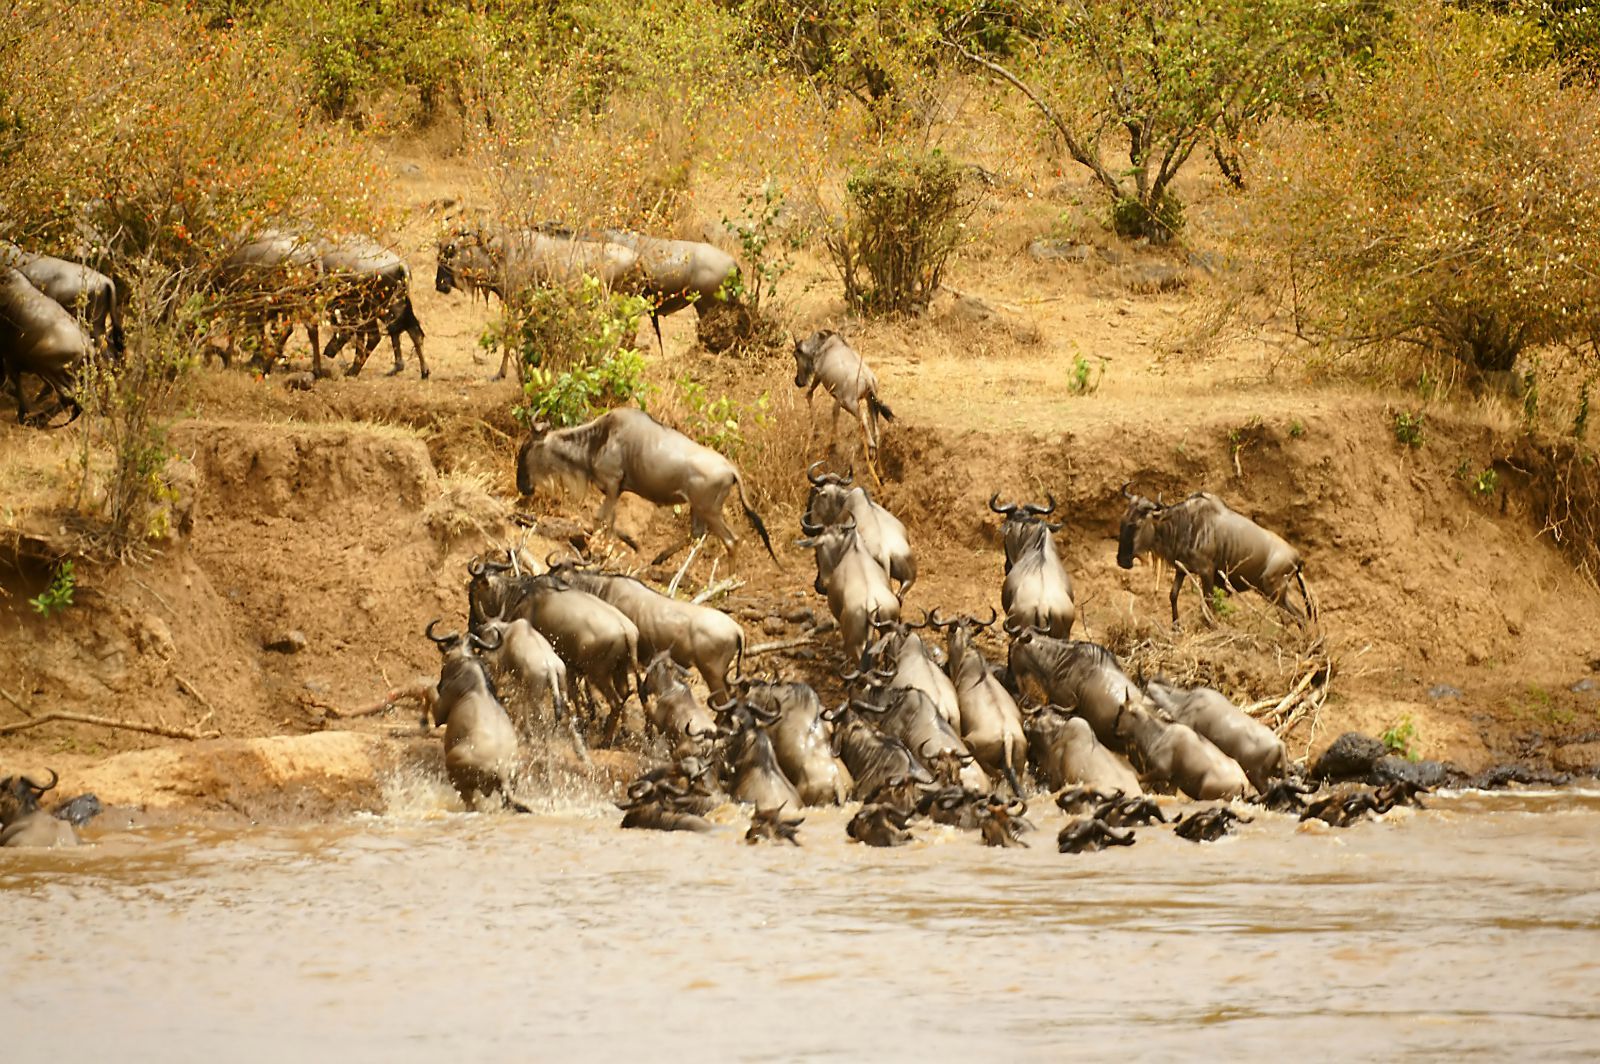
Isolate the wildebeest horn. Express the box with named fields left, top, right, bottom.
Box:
left=425, top=619, right=459, bottom=646
left=1023, top=494, right=1057, bottom=516
left=799, top=517, right=823, bottom=536
left=1156, top=492, right=1165, bottom=506
left=467, top=558, right=486, bottom=577
left=1002, top=619, right=1022, bottom=637
left=851, top=699, right=887, bottom=715
left=973, top=606, right=998, bottom=630
left=909, top=609, right=932, bottom=630
left=806, top=461, right=828, bottom=487
left=1121, top=481, right=1136, bottom=500
left=684, top=722, right=716, bottom=741
left=988, top=492, right=1019, bottom=516
left=821, top=701, right=847, bottom=723
left=469, top=626, right=503, bottom=653
left=26, top=768, right=59, bottom=795
left=927, top=606, right=950, bottom=629
left=840, top=466, right=854, bottom=487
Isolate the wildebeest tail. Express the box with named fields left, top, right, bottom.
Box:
left=735, top=474, right=780, bottom=564
left=733, top=628, right=746, bottom=681
left=869, top=393, right=895, bottom=423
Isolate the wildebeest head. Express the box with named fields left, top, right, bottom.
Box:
left=1116, top=483, right=1163, bottom=570
left=643, top=650, right=688, bottom=701
left=466, top=553, right=523, bottom=626
left=434, top=229, right=495, bottom=296
left=0, top=769, right=58, bottom=825
left=791, top=330, right=835, bottom=388
left=802, top=461, right=855, bottom=527
left=515, top=422, right=592, bottom=499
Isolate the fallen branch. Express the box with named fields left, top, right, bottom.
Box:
left=320, top=679, right=437, bottom=720
left=667, top=536, right=706, bottom=599
left=0, top=685, right=35, bottom=718
left=174, top=673, right=219, bottom=721
left=692, top=577, right=744, bottom=604
left=745, top=635, right=815, bottom=658
left=0, top=711, right=220, bottom=740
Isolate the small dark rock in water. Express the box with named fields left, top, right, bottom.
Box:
left=1311, top=732, right=1388, bottom=783
left=264, top=629, right=308, bottom=654
left=1173, top=807, right=1251, bottom=843
left=1467, top=764, right=1572, bottom=790
left=1428, top=684, right=1465, bottom=700
left=1371, top=755, right=1460, bottom=789
left=1057, top=818, right=1136, bottom=853
left=52, top=794, right=103, bottom=827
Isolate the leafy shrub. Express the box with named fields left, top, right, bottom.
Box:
left=507, top=276, right=652, bottom=428
left=1393, top=411, right=1426, bottom=449
left=675, top=376, right=771, bottom=457
left=827, top=148, right=976, bottom=316
left=29, top=560, right=76, bottom=618
left=1381, top=715, right=1420, bottom=761
left=1244, top=5, right=1600, bottom=377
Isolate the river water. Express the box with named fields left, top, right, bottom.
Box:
left=3, top=787, right=1598, bottom=1061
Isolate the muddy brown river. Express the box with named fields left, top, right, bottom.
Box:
left=4, top=787, right=1599, bottom=1060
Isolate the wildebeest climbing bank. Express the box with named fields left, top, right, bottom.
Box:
left=5, top=0, right=1600, bottom=1057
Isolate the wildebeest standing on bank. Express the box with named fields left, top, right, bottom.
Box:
left=803, top=462, right=916, bottom=598
left=792, top=329, right=895, bottom=482
left=1117, top=485, right=1315, bottom=627
left=597, top=229, right=738, bottom=350
left=316, top=236, right=427, bottom=379
left=211, top=230, right=324, bottom=372
left=990, top=494, right=1076, bottom=639
left=434, top=224, right=639, bottom=379
left=0, top=268, right=91, bottom=425
left=2, top=242, right=123, bottom=354
left=516, top=407, right=778, bottom=567
left=794, top=522, right=900, bottom=665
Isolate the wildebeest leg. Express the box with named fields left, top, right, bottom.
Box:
left=1169, top=570, right=1186, bottom=627
left=307, top=320, right=326, bottom=378
left=321, top=323, right=352, bottom=373
left=856, top=405, right=882, bottom=486
left=347, top=322, right=381, bottom=377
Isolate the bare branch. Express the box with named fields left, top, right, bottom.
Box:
left=0, top=711, right=220, bottom=741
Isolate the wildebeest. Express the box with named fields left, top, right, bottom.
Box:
left=1056, top=818, right=1136, bottom=853
left=830, top=708, right=932, bottom=800
left=1112, top=700, right=1248, bottom=801
left=547, top=566, right=745, bottom=701
left=719, top=699, right=804, bottom=812
left=1092, top=792, right=1167, bottom=827
left=617, top=777, right=714, bottom=832
left=933, top=609, right=1026, bottom=795
left=990, top=494, right=1076, bottom=639
left=1025, top=707, right=1143, bottom=795
left=1173, top=806, right=1251, bottom=842
left=803, top=463, right=915, bottom=598
left=317, top=236, right=428, bottom=379
left=517, top=408, right=777, bottom=567
left=473, top=616, right=579, bottom=755
left=1006, top=631, right=1144, bottom=751
left=434, top=224, right=639, bottom=379
left=426, top=621, right=526, bottom=811
left=1117, top=485, right=1314, bottom=627
left=2, top=243, right=123, bottom=353
left=0, top=770, right=80, bottom=848
left=860, top=611, right=962, bottom=733
left=855, top=686, right=988, bottom=792
left=0, top=268, right=90, bottom=425
left=977, top=799, right=1032, bottom=848
left=640, top=652, right=719, bottom=757
left=212, top=230, right=324, bottom=372
left=794, top=522, right=900, bottom=664
left=598, top=229, right=739, bottom=349
left=847, top=803, right=915, bottom=847
left=467, top=558, right=642, bottom=746
left=792, top=330, right=895, bottom=480
left=1146, top=678, right=1287, bottom=793
left=745, top=805, right=804, bottom=845
left=742, top=680, right=853, bottom=806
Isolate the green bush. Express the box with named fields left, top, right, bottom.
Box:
left=507, top=275, right=652, bottom=428
left=828, top=148, right=976, bottom=316
left=1244, top=5, right=1600, bottom=377
left=29, top=560, right=76, bottom=618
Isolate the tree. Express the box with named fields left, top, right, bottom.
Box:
left=1243, top=3, right=1600, bottom=376
left=948, top=0, right=1389, bottom=241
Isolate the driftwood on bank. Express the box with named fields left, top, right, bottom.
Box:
left=0, top=711, right=220, bottom=741
left=313, top=679, right=437, bottom=720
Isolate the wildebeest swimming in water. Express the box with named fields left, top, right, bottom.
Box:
left=848, top=803, right=915, bottom=847
left=1173, top=806, right=1252, bottom=843
left=1057, top=818, right=1137, bottom=853
left=745, top=805, right=804, bottom=845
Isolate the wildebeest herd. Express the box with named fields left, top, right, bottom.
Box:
left=0, top=217, right=1447, bottom=853
left=394, top=376, right=1400, bottom=855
